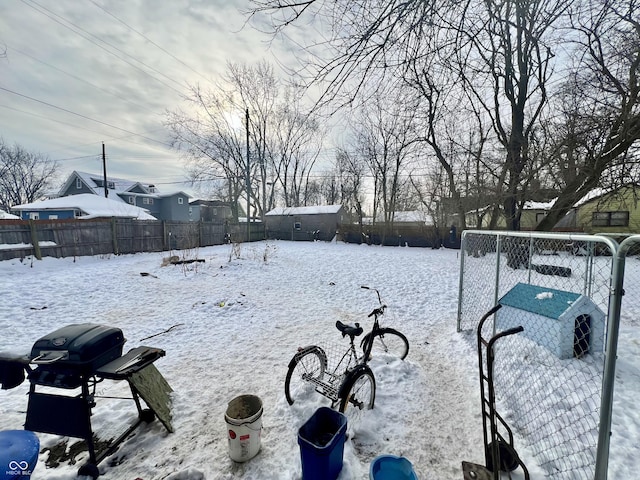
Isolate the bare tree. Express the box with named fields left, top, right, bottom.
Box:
left=351, top=91, right=419, bottom=231
left=226, top=61, right=279, bottom=219
left=316, top=147, right=367, bottom=220
left=455, top=0, right=570, bottom=230
left=166, top=61, right=322, bottom=219
left=0, top=139, right=58, bottom=212
left=537, top=0, right=640, bottom=230
left=166, top=84, right=248, bottom=220
left=248, top=0, right=640, bottom=233
left=271, top=87, right=324, bottom=207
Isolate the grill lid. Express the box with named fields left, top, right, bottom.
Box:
left=30, top=323, right=125, bottom=371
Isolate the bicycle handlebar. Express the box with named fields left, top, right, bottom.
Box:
left=368, top=305, right=386, bottom=318
left=361, top=285, right=383, bottom=305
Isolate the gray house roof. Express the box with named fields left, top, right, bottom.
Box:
left=60, top=170, right=159, bottom=198
left=60, top=171, right=189, bottom=199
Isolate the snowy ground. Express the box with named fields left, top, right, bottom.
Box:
left=0, top=241, right=638, bottom=479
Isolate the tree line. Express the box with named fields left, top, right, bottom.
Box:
left=5, top=1, right=637, bottom=235
left=0, top=139, right=58, bottom=214
left=200, top=0, right=637, bottom=232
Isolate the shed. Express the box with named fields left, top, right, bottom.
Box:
left=496, top=283, right=605, bottom=359
left=265, top=205, right=345, bottom=241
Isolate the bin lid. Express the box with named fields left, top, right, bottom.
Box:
left=370, top=455, right=417, bottom=480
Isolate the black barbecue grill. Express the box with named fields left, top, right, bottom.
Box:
left=0, top=323, right=172, bottom=479
left=28, top=323, right=125, bottom=388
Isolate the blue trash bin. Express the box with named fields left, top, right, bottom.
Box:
left=0, top=430, right=39, bottom=480
left=370, top=455, right=418, bottom=480
left=298, top=407, right=347, bottom=480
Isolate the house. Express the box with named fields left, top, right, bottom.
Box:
left=561, top=184, right=640, bottom=234
left=189, top=200, right=235, bottom=222
left=465, top=199, right=554, bottom=231
left=11, top=194, right=156, bottom=220
left=265, top=205, right=345, bottom=241
left=363, top=210, right=435, bottom=228
left=57, top=171, right=192, bottom=221
left=496, top=283, right=605, bottom=360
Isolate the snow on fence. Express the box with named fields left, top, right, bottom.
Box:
left=457, top=230, right=636, bottom=479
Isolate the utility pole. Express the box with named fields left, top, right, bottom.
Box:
left=102, top=142, right=108, bottom=198
left=246, top=108, right=250, bottom=242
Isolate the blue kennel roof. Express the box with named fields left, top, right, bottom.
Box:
left=498, top=283, right=581, bottom=320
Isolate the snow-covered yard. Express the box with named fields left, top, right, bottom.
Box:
left=0, top=241, right=637, bottom=479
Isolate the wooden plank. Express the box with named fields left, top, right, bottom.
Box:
left=129, top=364, right=174, bottom=433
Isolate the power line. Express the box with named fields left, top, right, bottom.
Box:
left=20, top=0, right=187, bottom=97
left=0, top=85, right=172, bottom=148
left=8, top=44, right=158, bottom=115
left=88, top=0, right=213, bottom=87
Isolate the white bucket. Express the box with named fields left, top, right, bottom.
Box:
left=225, top=394, right=263, bottom=462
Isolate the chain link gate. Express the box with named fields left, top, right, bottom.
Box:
left=457, top=231, right=621, bottom=479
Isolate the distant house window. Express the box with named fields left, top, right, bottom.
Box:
left=143, top=197, right=153, bottom=205
left=178, top=197, right=184, bottom=205
left=107, top=181, right=115, bottom=189
left=592, top=211, right=629, bottom=227
left=212, top=208, right=218, bottom=216
left=128, top=196, right=135, bottom=204
left=49, top=215, right=58, bottom=220
left=29, top=212, right=39, bottom=220
left=294, top=222, right=301, bottom=230
left=76, top=178, right=82, bottom=189
left=536, top=212, right=546, bottom=224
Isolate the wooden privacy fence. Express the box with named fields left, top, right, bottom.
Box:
left=0, top=219, right=266, bottom=261
left=339, top=223, right=460, bottom=248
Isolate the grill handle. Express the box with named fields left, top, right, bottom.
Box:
left=31, top=352, right=68, bottom=364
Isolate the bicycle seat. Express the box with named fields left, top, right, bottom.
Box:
left=335, top=321, right=363, bottom=338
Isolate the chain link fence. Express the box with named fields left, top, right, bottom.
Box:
left=457, top=231, right=620, bottom=479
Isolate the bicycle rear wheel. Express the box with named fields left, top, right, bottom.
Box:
left=362, top=328, right=409, bottom=360
left=284, top=346, right=327, bottom=405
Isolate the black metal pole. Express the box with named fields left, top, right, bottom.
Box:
left=246, top=108, right=250, bottom=242
left=102, top=142, right=108, bottom=198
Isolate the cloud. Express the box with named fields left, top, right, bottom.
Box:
left=0, top=0, right=297, bottom=191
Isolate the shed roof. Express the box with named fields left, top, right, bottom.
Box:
left=265, top=205, right=342, bottom=216
left=498, top=283, right=581, bottom=320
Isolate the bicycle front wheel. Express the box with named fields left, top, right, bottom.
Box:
left=362, top=328, right=409, bottom=360
left=338, top=368, right=375, bottom=414
left=284, top=346, right=327, bottom=406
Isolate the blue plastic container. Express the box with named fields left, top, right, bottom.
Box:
left=298, top=407, right=347, bottom=480
left=370, top=455, right=418, bottom=480
left=0, top=430, right=40, bottom=480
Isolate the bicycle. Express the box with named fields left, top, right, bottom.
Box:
left=284, top=286, right=409, bottom=414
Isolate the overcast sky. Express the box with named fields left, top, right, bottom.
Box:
left=0, top=0, right=296, bottom=195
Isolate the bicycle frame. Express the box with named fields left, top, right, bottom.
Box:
left=285, top=286, right=406, bottom=411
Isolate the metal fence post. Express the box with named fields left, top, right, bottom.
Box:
left=594, top=236, right=639, bottom=479
left=494, top=234, right=502, bottom=308
left=457, top=232, right=468, bottom=332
